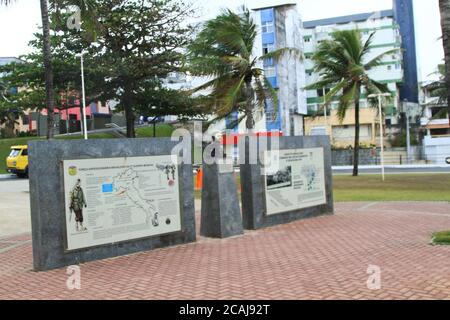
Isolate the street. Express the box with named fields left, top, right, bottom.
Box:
left=333, top=165, right=450, bottom=175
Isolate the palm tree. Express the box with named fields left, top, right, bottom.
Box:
left=439, top=0, right=450, bottom=124
left=427, top=64, right=449, bottom=119
left=305, top=30, right=398, bottom=176
left=186, top=6, right=300, bottom=130
left=429, top=64, right=447, bottom=103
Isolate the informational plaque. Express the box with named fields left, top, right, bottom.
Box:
left=263, top=148, right=326, bottom=216
left=62, top=156, right=181, bottom=250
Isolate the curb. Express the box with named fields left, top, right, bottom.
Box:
left=0, top=174, right=16, bottom=180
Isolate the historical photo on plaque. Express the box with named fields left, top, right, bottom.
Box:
left=63, top=156, right=182, bottom=250
left=263, top=148, right=326, bottom=215
left=266, top=165, right=292, bottom=190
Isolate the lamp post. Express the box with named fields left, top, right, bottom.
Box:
left=369, top=93, right=391, bottom=181
left=151, top=106, right=157, bottom=137
left=76, top=51, right=88, bottom=140
left=322, top=87, right=328, bottom=134
left=404, top=99, right=411, bottom=164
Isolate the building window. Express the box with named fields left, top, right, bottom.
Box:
left=262, top=43, right=274, bottom=55
left=387, top=65, right=392, bottom=70
left=22, top=115, right=29, bottom=125
left=317, top=88, right=330, bottom=97
left=262, top=21, right=274, bottom=33
left=385, top=119, right=392, bottom=127
left=226, top=112, right=238, bottom=130
left=395, top=63, right=401, bottom=69
left=304, top=37, right=311, bottom=43
left=266, top=111, right=277, bottom=122
left=264, top=66, right=276, bottom=77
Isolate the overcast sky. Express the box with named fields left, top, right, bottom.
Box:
left=0, top=0, right=443, bottom=82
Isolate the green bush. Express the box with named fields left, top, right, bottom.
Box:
left=389, top=130, right=418, bottom=148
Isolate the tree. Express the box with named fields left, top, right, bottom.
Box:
left=0, top=0, right=98, bottom=139
left=71, top=0, right=194, bottom=138
left=2, top=2, right=201, bottom=137
left=0, top=30, right=104, bottom=124
left=186, top=6, right=299, bottom=130
left=425, top=64, right=449, bottom=119
left=439, top=0, right=450, bottom=124
left=0, top=79, right=21, bottom=138
left=132, top=80, right=207, bottom=121
left=305, top=30, right=397, bottom=176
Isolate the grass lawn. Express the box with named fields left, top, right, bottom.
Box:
left=135, top=124, right=174, bottom=138
left=333, top=174, right=450, bottom=202
left=0, top=124, right=174, bottom=174
left=193, top=173, right=450, bottom=202
left=432, top=231, right=450, bottom=245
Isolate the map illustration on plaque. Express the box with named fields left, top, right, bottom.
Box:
left=63, top=156, right=182, bottom=250
left=263, top=148, right=326, bottom=216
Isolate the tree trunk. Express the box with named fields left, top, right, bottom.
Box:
left=352, top=86, right=361, bottom=177
left=439, top=0, right=450, bottom=124
left=244, top=80, right=254, bottom=130
left=4, top=113, right=16, bottom=138
left=40, top=0, right=55, bottom=139
left=123, top=85, right=135, bottom=138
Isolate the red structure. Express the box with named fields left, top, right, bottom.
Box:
left=221, top=131, right=283, bottom=146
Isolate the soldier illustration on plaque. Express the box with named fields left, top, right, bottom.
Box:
left=157, top=164, right=176, bottom=186
left=69, top=179, right=88, bottom=232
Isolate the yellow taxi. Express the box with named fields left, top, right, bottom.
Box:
left=6, top=145, right=28, bottom=178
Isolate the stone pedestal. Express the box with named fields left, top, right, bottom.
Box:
left=28, top=138, right=196, bottom=271
left=240, top=135, right=334, bottom=230
left=200, top=163, right=243, bottom=238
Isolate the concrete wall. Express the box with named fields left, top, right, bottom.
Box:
left=423, top=136, right=450, bottom=164
left=331, top=149, right=375, bottom=166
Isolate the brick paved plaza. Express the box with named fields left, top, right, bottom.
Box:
left=1, top=201, right=450, bottom=300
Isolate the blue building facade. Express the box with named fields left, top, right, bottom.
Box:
left=393, top=0, right=419, bottom=103
left=260, top=8, right=282, bottom=132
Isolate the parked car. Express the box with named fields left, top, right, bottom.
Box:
left=446, top=157, right=450, bottom=165
left=6, top=145, right=28, bottom=178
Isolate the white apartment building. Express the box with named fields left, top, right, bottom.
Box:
left=420, top=82, right=450, bottom=164
left=303, top=9, right=404, bottom=126
left=164, top=2, right=308, bottom=139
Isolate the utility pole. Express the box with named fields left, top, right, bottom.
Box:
left=369, top=93, right=391, bottom=181
left=76, top=51, right=88, bottom=140
left=323, top=88, right=328, bottom=134
left=80, top=52, right=88, bottom=140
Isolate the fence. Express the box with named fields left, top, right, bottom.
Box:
left=332, top=148, right=449, bottom=166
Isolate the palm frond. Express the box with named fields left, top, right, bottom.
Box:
left=336, top=83, right=358, bottom=122
left=359, top=32, right=376, bottom=59
left=364, top=48, right=401, bottom=70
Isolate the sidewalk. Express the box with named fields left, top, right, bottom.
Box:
left=1, top=202, right=450, bottom=300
